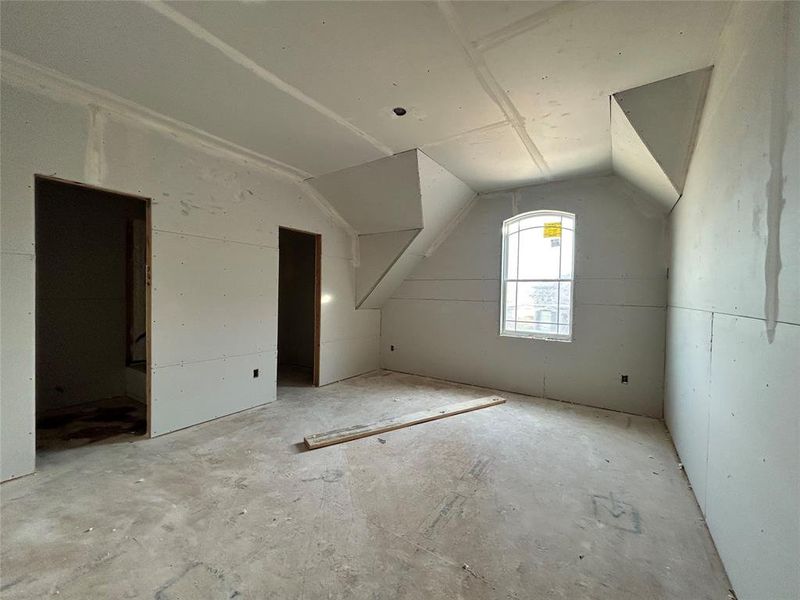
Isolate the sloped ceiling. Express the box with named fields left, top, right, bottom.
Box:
left=0, top=1, right=731, bottom=192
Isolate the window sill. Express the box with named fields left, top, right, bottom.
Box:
left=499, top=331, right=572, bottom=343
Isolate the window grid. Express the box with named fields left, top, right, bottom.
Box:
left=501, top=211, right=575, bottom=340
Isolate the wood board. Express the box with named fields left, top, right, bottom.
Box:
left=304, top=395, right=506, bottom=449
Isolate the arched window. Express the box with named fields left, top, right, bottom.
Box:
left=501, top=210, right=575, bottom=341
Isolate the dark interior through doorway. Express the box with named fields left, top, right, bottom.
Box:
left=277, top=227, right=320, bottom=387
left=35, top=177, right=149, bottom=452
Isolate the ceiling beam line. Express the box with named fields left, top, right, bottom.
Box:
left=0, top=50, right=311, bottom=181
left=421, top=119, right=510, bottom=149
left=473, top=1, right=594, bottom=53
left=436, top=0, right=550, bottom=175
left=143, top=1, right=395, bottom=158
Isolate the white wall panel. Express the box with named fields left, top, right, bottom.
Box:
left=575, top=276, right=667, bottom=308
left=663, top=307, right=712, bottom=513
left=320, top=256, right=380, bottom=344
left=381, top=175, right=668, bottom=417
left=0, top=84, right=89, bottom=254
left=393, top=279, right=498, bottom=303
left=319, top=336, right=380, bottom=387
left=706, top=316, right=799, bottom=600
left=381, top=299, right=542, bottom=396
left=610, top=97, right=678, bottom=211
left=151, top=231, right=277, bottom=368
left=412, top=196, right=510, bottom=281
left=356, top=229, right=419, bottom=305
left=669, top=2, right=799, bottom=324
left=0, top=253, right=36, bottom=481
left=664, top=4, right=799, bottom=598
left=543, top=305, right=665, bottom=416
left=309, top=150, right=422, bottom=235
left=359, top=249, right=425, bottom=310
left=0, top=75, right=379, bottom=480
left=101, top=120, right=352, bottom=259
left=151, top=351, right=276, bottom=436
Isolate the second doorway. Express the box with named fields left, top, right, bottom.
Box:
left=277, top=227, right=321, bottom=387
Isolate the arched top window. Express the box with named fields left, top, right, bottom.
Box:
left=500, top=210, right=575, bottom=341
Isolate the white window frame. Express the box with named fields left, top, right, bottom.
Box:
left=499, top=209, right=576, bottom=342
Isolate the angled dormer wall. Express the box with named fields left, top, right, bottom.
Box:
left=309, top=149, right=475, bottom=309
left=611, top=67, right=713, bottom=212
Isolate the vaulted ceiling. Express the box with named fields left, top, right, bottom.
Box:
left=1, top=1, right=731, bottom=191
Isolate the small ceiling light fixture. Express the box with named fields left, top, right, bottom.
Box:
left=392, top=107, right=407, bottom=116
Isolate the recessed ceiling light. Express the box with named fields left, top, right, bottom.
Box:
left=392, top=107, right=407, bottom=116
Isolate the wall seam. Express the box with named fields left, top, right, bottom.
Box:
left=669, top=304, right=800, bottom=327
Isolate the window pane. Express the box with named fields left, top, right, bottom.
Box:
left=516, top=321, right=552, bottom=335
left=506, top=232, right=518, bottom=279
left=505, top=282, right=517, bottom=321
left=562, top=215, right=575, bottom=230
left=518, top=228, right=560, bottom=279
left=558, top=281, right=572, bottom=325
left=518, top=214, right=551, bottom=230
left=506, top=220, right=519, bottom=234
left=504, top=319, right=516, bottom=333
left=560, top=228, right=574, bottom=279
left=558, top=324, right=571, bottom=336
left=517, top=281, right=559, bottom=324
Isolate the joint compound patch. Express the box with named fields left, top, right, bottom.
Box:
left=543, top=222, right=562, bottom=238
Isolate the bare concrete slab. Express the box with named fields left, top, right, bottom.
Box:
left=0, top=371, right=729, bottom=599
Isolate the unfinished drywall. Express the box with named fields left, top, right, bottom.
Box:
left=381, top=175, right=668, bottom=417
left=611, top=67, right=712, bottom=211
left=355, top=229, right=420, bottom=304
left=0, top=71, right=379, bottom=481
left=277, top=228, right=316, bottom=371
left=358, top=152, right=475, bottom=309
left=664, top=3, right=799, bottom=599
left=610, top=98, right=679, bottom=209
left=35, top=178, right=145, bottom=412
left=309, top=149, right=475, bottom=309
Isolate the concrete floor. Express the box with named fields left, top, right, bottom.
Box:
left=1, top=371, right=730, bottom=599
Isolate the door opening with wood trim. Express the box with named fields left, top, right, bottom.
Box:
left=277, top=227, right=321, bottom=387
left=34, top=176, right=152, bottom=453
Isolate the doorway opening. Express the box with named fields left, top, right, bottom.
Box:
left=277, top=227, right=321, bottom=387
left=34, top=176, right=150, bottom=452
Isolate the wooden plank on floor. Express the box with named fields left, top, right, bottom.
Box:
left=304, top=395, right=506, bottom=449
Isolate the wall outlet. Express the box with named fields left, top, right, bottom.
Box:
left=253, top=369, right=259, bottom=378
left=621, top=374, right=629, bottom=384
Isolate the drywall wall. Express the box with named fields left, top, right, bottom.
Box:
left=664, top=3, right=799, bottom=599
left=356, top=229, right=420, bottom=305
left=35, top=179, right=145, bottom=412
left=613, top=68, right=712, bottom=198
left=358, top=152, right=475, bottom=309
left=0, top=72, right=379, bottom=481
left=610, top=98, right=679, bottom=210
left=309, top=150, right=423, bottom=235
left=381, top=175, right=668, bottom=417
left=277, top=228, right=316, bottom=370
left=310, top=149, right=475, bottom=309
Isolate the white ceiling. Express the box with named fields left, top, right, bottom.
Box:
left=1, top=1, right=731, bottom=192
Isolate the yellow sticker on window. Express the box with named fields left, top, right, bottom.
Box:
left=543, top=222, right=562, bottom=238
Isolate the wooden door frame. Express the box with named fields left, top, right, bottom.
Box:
left=277, top=226, right=322, bottom=387
left=34, top=174, right=153, bottom=438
